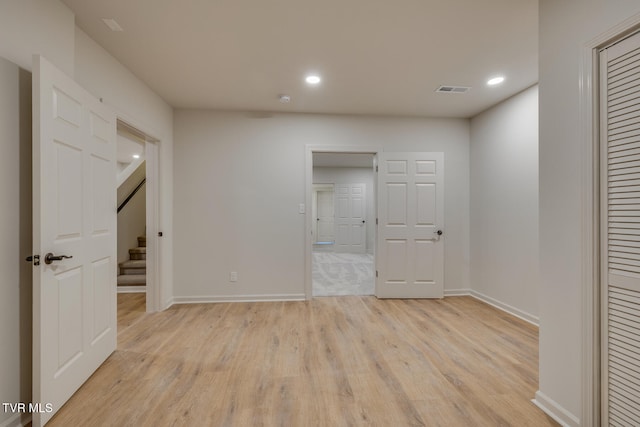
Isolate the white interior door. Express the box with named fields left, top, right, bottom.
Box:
left=376, top=152, right=444, bottom=298
left=334, top=183, right=366, bottom=253
left=600, top=31, right=640, bottom=426
left=32, top=56, right=117, bottom=426
left=316, top=190, right=335, bottom=243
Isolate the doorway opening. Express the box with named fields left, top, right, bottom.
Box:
left=115, top=120, right=161, bottom=313
left=116, top=123, right=146, bottom=295
left=306, top=149, right=377, bottom=297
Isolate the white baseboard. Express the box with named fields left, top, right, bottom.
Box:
left=444, top=288, right=472, bottom=296
left=442, top=289, right=539, bottom=326
left=170, top=293, right=306, bottom=306
left=117, top=286, right=146, bottom=294
left=169, top=290, right=538, bottom=327
left=533, top=391, right=580, bottom=427
left=0, top=413, right=30, bottom=427
left=469, top=290, right=539, bottom=326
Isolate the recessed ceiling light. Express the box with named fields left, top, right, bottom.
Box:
left=102, top=18, right=124, bottom=32
left=132, top=154, right=140, bottom=159
left=279, top=94, right=291, bottom=103
left=305, top=75, right=321, bottom=85
left=487, top=76, right=505, bottom=86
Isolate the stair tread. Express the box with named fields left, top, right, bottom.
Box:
left=117, top=274, right=146, bottom=285
left=121, top=269, right=146, bottom=275
left=119, top=260, right=147, bottom=268
left=129, top=247, right=146, bottom=253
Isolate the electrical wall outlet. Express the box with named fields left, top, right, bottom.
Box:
left=229, top=271, right=238, bottom=282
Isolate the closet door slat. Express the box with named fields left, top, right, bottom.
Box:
left=603, top=30, right=640, bottom=426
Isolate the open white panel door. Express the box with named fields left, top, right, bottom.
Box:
left=32, top=56, right=117, bottom=426
left=376, top=152, right=444, bottom=298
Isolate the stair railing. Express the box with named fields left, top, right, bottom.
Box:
left=117, top=178, right=146, bottom=213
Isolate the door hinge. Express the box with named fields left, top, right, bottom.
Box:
left=26, top=255, right=40, bottom=266
left=375, top=165, right=379, bottom=172
left=376, top=270, right=378, bottom=278
left=376, top=218, right=378, bottom=225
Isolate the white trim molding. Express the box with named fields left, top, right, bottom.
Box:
left=469, top=290, right=539, bottom=326
left=533, top=391, right=580, bottom=427
left=442, top=289, right=539, bottom=326
left=114, top=117, right=164, bottom=314
left=304, top=144, right=382, bottom=300
left=170, top=294, right=306, bottom=306
left=116, top=285, right=147, bottom=294
left=443, top=288, right=472, bottom=297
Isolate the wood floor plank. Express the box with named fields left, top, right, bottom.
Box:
left=47, top=295, right=558, bottom=426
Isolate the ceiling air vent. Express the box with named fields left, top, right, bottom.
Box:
left=435, top=85, right=471, bottom=94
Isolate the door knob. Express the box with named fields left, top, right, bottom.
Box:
left=44, top=253, right=73, bottom=265
left=435, top=230, right=443, bottom=236
left=362, top=220, right=366, bottom=224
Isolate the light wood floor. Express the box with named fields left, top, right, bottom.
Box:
left=48, top=294, right=558, bottom=426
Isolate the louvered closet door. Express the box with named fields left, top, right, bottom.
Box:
left=601, top=30, right=640, bottom=426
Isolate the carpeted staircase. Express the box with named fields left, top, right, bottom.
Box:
left=117, top=235, right=146, bottom=287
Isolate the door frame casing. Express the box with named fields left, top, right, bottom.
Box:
left=304, top=145, right=381, bottom=299
left=116, top=118, right=162, bottom=312
left=580, top=13, right=640, bottom=427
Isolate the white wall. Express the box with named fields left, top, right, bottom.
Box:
left=0, top=1, right=175, bottom=422
left=470, top=85, right=539, bottom=323
left=73, top=27, right=174, bottom=308
left=0, top=56, right=32, bottom=427
left=0, top=0, right=75, bottom=77
left=0, top=3, right=73, bottom=424
left=539, top=1, right=640, bottom=424
left=313, top=167, right=375, bottom=253
left=173, top=111, right=470, bottom=300
left=0, top=1, right=174, bottom=307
